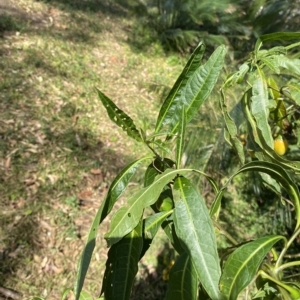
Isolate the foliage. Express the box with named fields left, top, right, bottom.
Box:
left=75, top=33, right=300, bottom=299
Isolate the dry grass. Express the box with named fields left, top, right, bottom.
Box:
left=0, top=0, right=185, bottom=298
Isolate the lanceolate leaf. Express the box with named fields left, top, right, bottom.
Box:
left=173, top=177, right=221, bottom=300
left=97, top=89, right=142, bottom=142
left=74, top=157, right=150, bottom=300
left=255, top=32, right=300, bottom=53
left=155, top=42, right=206, bottom=133
left=144, top=210, right=173, bottom=240
left=155, top=44, right=226, bottom=134
left=176, top=107, right=187, bottom=168
left=251, top=75, right=274, bottom=149
left=210, top=161, right=300, bottom=229
left=220, top=91, right=245, bottom=164
left=101, top=221, right=143, bottom=300
left=105, top=168, right=191, bottom=246
left=265, top=55, right=300, bottom=77
left=166, top=252, right=198, bottom=300
left=220, top=235, right=284, bottom=300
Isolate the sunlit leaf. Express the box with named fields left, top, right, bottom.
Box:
left=74, top=157, right=150, bottom=300
left=173, top=177, right=221, bottom=300
left=220, top=91, right=245, bottom=164
left=155, top=42, right=206, bottom=133
left=97, top=89, right=142, bottom=142
left=144, top=210, right=173, bottom=240
left=105, top=168, right=190, bottom=246
left=255, top=32, right=300, bottom=53
left=210, top=161, right=300, bottom=229
left=166, top=252, right=198, bottom=300
left=176, top=107, right=187, bottom=168
left=155, top=44, right=226, bottom=135
left=101, top=221, right=143, bottom=300
left=220, top=235, right=284, bottom=300
left=251, top=75, right=274, bottom=149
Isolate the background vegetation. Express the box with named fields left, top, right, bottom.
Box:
left=0, top=0, right=299, bottom=299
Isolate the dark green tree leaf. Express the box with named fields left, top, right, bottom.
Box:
left=97, top=89, right=142, bottom=142
left=220, top=91, right=245, bottom=164
left=101, top=221, right=143, bottom=300
left=105, top=168, right=190, bottom=246
left=176, top=107, right=187, bottom=168
left=220, top=235, right=284, bottom=300
left=173, top=177, right=221, bottom=300
left=166, top=252, right=198, bottom=300
left=251, top=75, right=274, bottom=149
left=210, top=161, right=300, bottom=230
left=74, top=157, right=150, bottom=300
left=155, top=44, right=226, bottom=135
left=155, top=42, right=206, bottom=133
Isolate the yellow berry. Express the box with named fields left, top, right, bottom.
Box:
left=274, top=136, right=288, bottom=156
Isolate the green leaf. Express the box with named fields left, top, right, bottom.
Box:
left=241, top=89, right=300, bottom=172
left=173, top=177, right=221, bottom=300
left=210, top=161, right=300, bottom=229
left=220, top=235, right=284, bottom=300
left=155, top=42, right=206, bottom=133
left=263, top=55, right=300, bottom=76
left=251, top=75, right=274, bottom=149
left=144, top=210, right=173, bottom=240
left=101, top=221, right=143, bottom=300
left=79, top=291, right=93, bottom=300
left=176, top=107, right=187, bottom=168
left=74, top=157, right=150, bottom=300
left=220, top=91, right=245, bottom=164
left=255, top=32, right=300, bottom=53
left=166, top=252, right=198, bottom=300
left=155, top=44, right=226, bottom=134
left=97, top=89, right=142, bottom=142
left=105, top=168, right=191, bottom=246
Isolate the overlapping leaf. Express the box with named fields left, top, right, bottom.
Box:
left=251, top=75, right=274, bottom=149
left=155, top=42, right=206, bottom=133
left=155, top=44, right=226, bottom=134
left=97, top=89, right=142, bottom=142
left=210, top=161, right=300, bottom=230
left=74, top=157, right=150, bottom=299
left=220, top=91, right=245, bottom=164
left=101, top=221, right=143, bottom=300
left=220, top=235, right=283, bottom=300
left=176, top=107, right=187, bottom=168
left=166, top=252, right=198, bottom=300
left=105, top=168, right=190, bottom=247
left=173, top=177, right=221, bottom=300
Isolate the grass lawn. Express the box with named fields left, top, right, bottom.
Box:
left=0, top=0, right=186, bottom=298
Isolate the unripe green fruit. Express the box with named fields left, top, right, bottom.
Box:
left=156, top=196, right=173, bottom=212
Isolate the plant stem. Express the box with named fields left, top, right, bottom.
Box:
left=276, top=226, right=300, bottom=268
left=276, top=260, right=300, bottom=273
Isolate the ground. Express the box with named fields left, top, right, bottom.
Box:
left=0, top=1, right=185, bottom=299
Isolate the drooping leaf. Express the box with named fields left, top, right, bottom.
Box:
left=166, top=252, right=198, bottom=300
left=220, top=235, right=284, bottom=300
left=251, top=75, right=274, bottom=149
left=241, top=89, right=300, bottom=172
left=263, top=55, right=300, bottom=76
left=255, top=32, right=300, bottom=53
left=220, top=91, right=245, bottom=164
left=105, top=168, right=191, bottom=246
left=173, top=176, right=221, bottom=300
left=97, top=89, right=142, bottom=142
left=176, top=107, right=187, bottom=168
left=155, top=44, right=226, bottom=135
left=74, top=157, right=150, bottom=300
left=155, top=42, right=206, bottom=133
left=101, top=221, right=143, bottom=300
left=210, top=161, right=300, bottom=230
